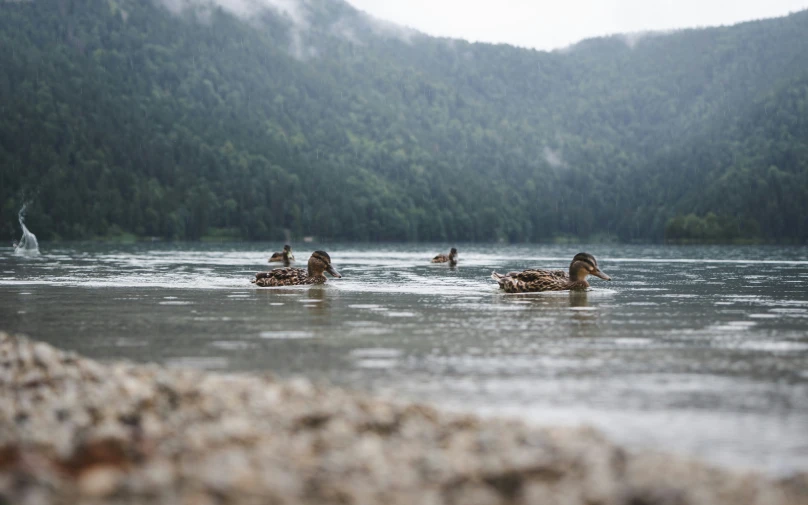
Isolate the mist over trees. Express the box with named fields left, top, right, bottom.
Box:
left=2, top=0, right=807, bottom=243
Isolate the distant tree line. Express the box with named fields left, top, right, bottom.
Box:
left=1, top=0, right=807, bottom=243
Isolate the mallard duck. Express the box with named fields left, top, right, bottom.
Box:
left=491, top=252, right=611, bottom=293
left=268, top=244, right=294, bottom=266
left=253, top=250, right=341, bottom=287
left=432, top=247, right=458, bottom=266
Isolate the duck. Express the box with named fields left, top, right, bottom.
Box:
left=431, top=247, right=458, bottom=266
left=268, top=244, right=294, bottom=266
left=253, top=250, right=341, bottom=287
left=491, top=252, right=610, bottom=293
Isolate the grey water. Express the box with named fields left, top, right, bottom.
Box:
left=1, top=243, right=807, bottom=475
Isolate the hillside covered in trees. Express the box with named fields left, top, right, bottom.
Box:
left=2, top=0, right=807, bottom=243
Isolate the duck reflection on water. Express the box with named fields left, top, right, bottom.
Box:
left=495, top=290, right=602, bottom=327
left=303, top=286, right=332, bottom=316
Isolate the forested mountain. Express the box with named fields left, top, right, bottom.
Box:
left=2, top=0, right=807, bottom=243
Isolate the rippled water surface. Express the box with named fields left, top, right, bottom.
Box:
left=2, top=243, right=807, bottom=474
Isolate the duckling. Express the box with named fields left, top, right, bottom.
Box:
left=268, top=244, right=294, bottom=266
left=432, top=247, right=458, bottom=266
left=253, top=250, right=341, bottom=287
left=491, top=252, right=610, bottom=293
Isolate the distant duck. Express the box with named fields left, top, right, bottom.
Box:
left=253, top=250, right=341, bottom=287
left=432, top=247, right=458, bottom=266
left=268, top=244, right=294, bottom=266
left=491, top=252, right=611, bottom=293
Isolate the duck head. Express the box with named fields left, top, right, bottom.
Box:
left=307, top=250, right=341, bottom=279
left=283, top=244, right=295, bottom=261
left=568, top=252, right=610, bottom=282
left=449, top=248, right=458, bottom=261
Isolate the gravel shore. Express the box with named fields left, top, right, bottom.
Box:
left=1, top=332, right=806, bottom=505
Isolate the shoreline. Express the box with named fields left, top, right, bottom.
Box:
left=1, top=332, right=806, bottom=505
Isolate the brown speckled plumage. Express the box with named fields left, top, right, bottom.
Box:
left=253, top=251, right=340, bottom=287
left=492, top=252, right=611, bottom=293
left=432, top=247, right=458, bottom=266
left=268, top=244, right=294, bottom=266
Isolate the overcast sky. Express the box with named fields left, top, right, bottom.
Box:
left=344, top=0, right=808, bottom=50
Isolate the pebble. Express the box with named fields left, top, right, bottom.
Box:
left=0, top=332, right=805, bottom=505
left=78, top=466, right=123, bottom=497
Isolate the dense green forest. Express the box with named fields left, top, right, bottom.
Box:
left=1, top=0, right=807, bottom=243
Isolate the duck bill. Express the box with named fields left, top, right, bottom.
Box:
left=593, top=269, right=611, bottom=281
left=326, top=265, right=341, bottom=278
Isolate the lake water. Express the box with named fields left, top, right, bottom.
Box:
left=1, top=243, right=807, bottom=475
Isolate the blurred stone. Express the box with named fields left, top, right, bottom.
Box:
left=77, top=466, right=123, bottom=497
left=0, top=331, right=805, bottom=505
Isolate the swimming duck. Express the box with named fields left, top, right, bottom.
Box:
left=268, top=244, right=294, bottom=266
left=491, top=252, right=610, bottom=293
left=253, top=250, right=341, bottom=287
left=432, top=247, right=458, bottom=266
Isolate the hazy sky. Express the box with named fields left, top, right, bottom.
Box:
left=344, top=0, right=808, bottom=50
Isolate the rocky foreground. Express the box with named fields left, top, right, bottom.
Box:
left=1, top=333, right=806, bottom=505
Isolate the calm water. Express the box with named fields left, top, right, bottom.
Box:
left=1, top=243, right=807, bottom=475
